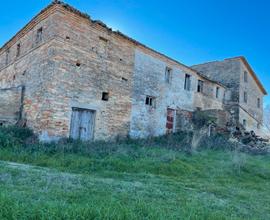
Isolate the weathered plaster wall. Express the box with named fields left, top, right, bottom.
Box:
left=130, top=49, right=196, bottom=138
left=194, top=93, right=223, bottom=110
left=194, top=79, right=225, bottom=110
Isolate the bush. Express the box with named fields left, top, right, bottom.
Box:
left=0, top=126, right=254, bottom=157
left=0, top=126, right=34, bottom=148
left=197, top=133, right=237, bottom=151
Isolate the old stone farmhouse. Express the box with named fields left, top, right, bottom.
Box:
left=0, top=1, right=267, bottom=141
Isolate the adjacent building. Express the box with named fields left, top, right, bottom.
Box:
left=0, top=1, right=266, bottom=141
left=192, top=57, right=267, bottom=134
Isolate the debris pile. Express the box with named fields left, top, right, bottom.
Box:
left=231, top=127, right=270, bottom=155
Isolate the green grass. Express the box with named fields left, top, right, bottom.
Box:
left=0, top=127, right=269, bottom=219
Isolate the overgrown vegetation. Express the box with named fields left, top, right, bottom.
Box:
left=192, top=110, right=217, bottom=129
left=0, top=126, right=33, bottom=148
left=0, top=126, right=270, bottom=219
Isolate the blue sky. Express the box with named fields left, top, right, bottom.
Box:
left=1, top=0, right=269, bottom=105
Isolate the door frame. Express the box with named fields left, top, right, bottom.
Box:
left=166, top=108, right=176, bottom=133
left=70, top=107, right=96, bottom=141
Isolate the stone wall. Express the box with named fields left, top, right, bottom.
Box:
left=192, top=59, right=241, bottom=103
left=192, top=58, right=266, bottom=133
left=130, top=49, right=198, bottom=138
left=175, top=109, right=193, bottom=132
left=238, top=61, right=264, bottom=124
left=194, top=78, right=225, bottom=110
left=239, top=107, right=261, bottom=134
left=130, top=49, right=224, bottom=138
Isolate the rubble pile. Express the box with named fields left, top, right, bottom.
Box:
left=231, top=127, right=270, bottom=155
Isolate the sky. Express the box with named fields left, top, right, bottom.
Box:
left=1, top=0, right=269, bottom=105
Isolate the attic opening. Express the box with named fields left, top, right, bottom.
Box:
left=76, top=62, right=81, bottom=67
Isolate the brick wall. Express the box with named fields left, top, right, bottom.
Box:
left=36, top=7, right=135, bottom=141
left=0, top=86, right=23, bottom=124
left=0, top=7, right=59, bottom=134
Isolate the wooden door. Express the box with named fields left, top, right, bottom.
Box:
left=166, top=108, right=175, bottom=133
left=70, top=108, right=95, bottom=141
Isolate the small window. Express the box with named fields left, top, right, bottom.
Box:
left=243, top=119, right=247, bottom=128
left=5, top=49, right=10, bottom=65
left=36, top=27, right=43, bottom=44
left=244, top=71, right=248, bottom=83
left=145, top=96, right=156, bottom=107
left=216, top=87, right=220, bottom=98
left=76, top=62, right=81, bottom=67
left=244, top=91, right=248, bottom=103
left=197, top=80, right=204, bottom=93
left=102, top=92, right=109, bottom=101
left=257, top=98, right=261, bottom=108
left=165, top=67, right=172, bottom=84
left=184, top=74, right=191, bottom=91
left=16, top=43, right=21, bottom=57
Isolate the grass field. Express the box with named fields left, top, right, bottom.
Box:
left=0, top=127, right=270, bottom=219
